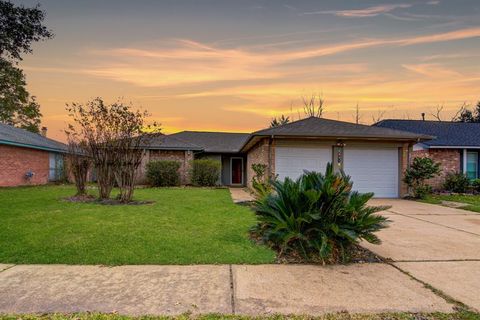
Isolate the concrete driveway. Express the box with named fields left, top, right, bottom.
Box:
left=364, top=199, right=480, bottom=311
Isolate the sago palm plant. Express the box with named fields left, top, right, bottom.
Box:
left=251, top=163, right=389, bottom=263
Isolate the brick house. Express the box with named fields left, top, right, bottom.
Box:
left=375, top=120, right=480, bottom=189
left=0, top=123, right=67, bottom=187
left=139, top=117, right=430, bottom=198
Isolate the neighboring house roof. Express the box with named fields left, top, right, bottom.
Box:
left=138, top=134, right=203, bottom=151
left=375, top=120, right=480, bottom=148
left=169, top=131, right=251, bottom=153
left=0, top=123, right=67, bottom=153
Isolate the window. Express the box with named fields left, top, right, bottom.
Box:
left=466, top=151, right=478, bottom=180
left=49, top=153, right=64, bottom=181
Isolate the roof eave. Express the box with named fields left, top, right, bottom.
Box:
left=428, top=145, right=480, bottom=149
left=0, top=140, right=66, bottom=153
left=240, top=134, right=430, bottom=152
left=142, top=146, right=203, bottom=151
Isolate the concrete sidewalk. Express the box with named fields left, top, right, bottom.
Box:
left=229, top=187, right=254, bottom=203
left=0, top=263, right=452, bottom=316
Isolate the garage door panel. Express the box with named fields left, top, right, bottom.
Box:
left=344, top=147, right=399, bottom=198
left=275, top=145, right=399, bottom=198
left=275, top=147, right=331, bottom=181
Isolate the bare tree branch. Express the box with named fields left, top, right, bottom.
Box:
left=451, top=102, right=469, bottom=121
left=371, top=110, right=386, bottom=123
left=355, top=103, right=361, bottom=124
left=302, top=93, right=325, bottom=118
left=430, top=104, right=444, bottom=121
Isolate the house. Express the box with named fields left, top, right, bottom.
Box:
left=137, top=131, right=250, bottom=185
left=375, top=120, right=480, bottom=188
left=141, top=117, right=430, bottom=198
left=0, top=123, right=67, bottom=187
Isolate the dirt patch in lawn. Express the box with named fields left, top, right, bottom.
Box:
left=63, top=195, right=155, bottom=206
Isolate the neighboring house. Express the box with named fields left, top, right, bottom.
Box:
left=375, top=120, right=480, bottom=189
left=0, top=123, right=67, bottom=187
left=140, top=117, right=430, bottom=198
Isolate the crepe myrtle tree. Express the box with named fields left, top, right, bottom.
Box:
left=66, top=98, right=160, bottom=202
left=65, top=135, right=91, bottom=196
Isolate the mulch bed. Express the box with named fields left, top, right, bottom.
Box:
left=274, top=244, right=385, bottom=265
left=250, top=231, right=384, bottom=265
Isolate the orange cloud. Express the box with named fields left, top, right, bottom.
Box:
left=81, top=27, right=480, bottom=89
left=303, top=4, right=412, bottom=17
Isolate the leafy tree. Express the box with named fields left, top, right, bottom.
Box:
left=270, top=115, right=290, bottom=127
left=0, top=1, right=53, bottom=132
left=0, top=1, right=53, bottom=61
left=403, top=157, right=441, bottom=199
left=0, top=59, right=41, bottom=132
left=453, top=101, right=480, bottom=123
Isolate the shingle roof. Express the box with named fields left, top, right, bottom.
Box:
left=375, top=120, right=480, bottom=147
left=138, top=134, right=203, bottom=151
left=169, top=131, right=251, bottom=153
left=0, top=123, right=66, bottom=153
left=252, top=116, right=430, bottom=140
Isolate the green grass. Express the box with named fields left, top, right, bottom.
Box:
left=420, top=194, right=480, bottom=213
left=0, top=311, right=479, bottom=320
left=0, top=185, right=275, bottom=265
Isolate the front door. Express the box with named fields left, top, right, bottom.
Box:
left=231, top=158, right=243, bottom=185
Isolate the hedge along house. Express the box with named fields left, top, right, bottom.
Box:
left=375, top=120, right=480, bottom=189
left=139, top=117, right=430, bottom=198
left=0, top=123, right=67, bottom=187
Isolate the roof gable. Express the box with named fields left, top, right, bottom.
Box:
left=375, top=120, right=480, bottom=147
left=0, top=123, right=66, bottom=153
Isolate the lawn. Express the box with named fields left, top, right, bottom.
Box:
left=0, top=185, right=275, bottom=265
left=420, top=194, right=480, bottom=213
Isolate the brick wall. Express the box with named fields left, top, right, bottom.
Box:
left=0, top=145, right=50, bottom=187
left=399, top=143, right=411, bottom=197
left=137, top=149, right=194, bottom=185
left=246, top=138, right=273, bottom=189
left=412, top=148, right=461, bottom=189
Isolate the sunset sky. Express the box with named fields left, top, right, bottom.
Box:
left=15, top=0, right=480, bottom=141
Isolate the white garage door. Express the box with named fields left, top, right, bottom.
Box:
left=344, top=147, right=399, bottom=198
left=275, top=146, right=332, bottom=181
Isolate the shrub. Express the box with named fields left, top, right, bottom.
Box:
left=472, top=179, right=480, bottom=192
left=251, top=163, right=272, bottom=198
left=146, top=160, right=181, bottom=187
left=251, top=163, right=389, bottom=263
left=403, top=157, right=441, bottom=199
left=443, top=172, right=470, bottom=193
left=191, top=159, right=221, bottom=186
